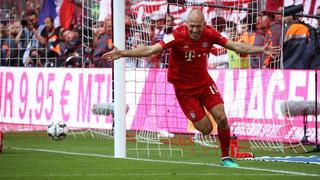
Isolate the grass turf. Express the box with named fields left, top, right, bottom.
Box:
left=0, top=131, right=319, bottom=180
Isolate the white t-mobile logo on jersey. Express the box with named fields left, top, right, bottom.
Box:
left=185, top=51, right=195, bottom=61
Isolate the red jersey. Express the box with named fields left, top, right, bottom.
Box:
left=159, top=25, right=228, bottom=89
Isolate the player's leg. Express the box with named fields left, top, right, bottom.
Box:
left=192, top=115, right=213, bottom=135
left=177, top=96, right=212, bottom=134
left=209, top=105, right=239, bottom=167
left=209, top=104, right=230, bottom=157
left=202, top=83, right=239, bottom=167
left=208, top=105, right=232, bottom=158
left=174, top=86, right=212, bottom=134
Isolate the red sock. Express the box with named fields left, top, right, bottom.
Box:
left=217, top=127, right=230, bottom=158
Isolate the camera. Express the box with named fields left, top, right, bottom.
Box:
left=21, top=19, right=29, bottom=27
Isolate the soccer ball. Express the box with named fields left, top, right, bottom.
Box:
left=47, top=120, right=68, bottom=140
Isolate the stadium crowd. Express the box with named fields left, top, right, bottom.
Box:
left=0, top=0, right=319, bottom=69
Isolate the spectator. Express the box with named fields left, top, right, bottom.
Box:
left=208, top=17, right=229, bottom=69
left=26, top=48, right=45, bottom=67
left=92, top=17, right=113, bottom=67
left=25, top=0, right=38, bottom=14
left=164, top=14, right=175, bottom=34
left=250, top=14, right=272, bottom=68
left=304, top=5, right=320, bottom=69
left=282, top=15, right=310, bottom=69
left=160, top=14, right=176, bottom=68
left=1, top=20, right=21, bottom=66
left=59, top=28, right=82, bottom=67
left=238, top=17, right=254, bottom=45
left=143, top=14, right=166, bottom=68
left=0, top=21, right=9, bottom=63
left=226, top=21, right=250, bottom=69
left=152, top=14, right=166, bottom=43
left=267, top=7, right=283, bottom=68
left=19, top=10, right=46, bottom=67
left=124, top=0, right=135, bottom=52
left=269, top=6, right=283, bottom=47
left=0, top=21, right=8, bottom=40
left=40, top=16, right=61, bottom=67
left=317, top=6, right=320, bottom=28
left=125, top=0, right=132, bottom=37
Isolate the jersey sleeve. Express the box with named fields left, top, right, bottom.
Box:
left=159, top=33, right=178, bottom=49
left=211, top=29, right=228, bottom=47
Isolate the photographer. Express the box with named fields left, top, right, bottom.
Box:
left=19, top=10, right=46, bottom=67
left=59, top=28, right=82, bottom=67
left=26, top=48, right=45, bottom=67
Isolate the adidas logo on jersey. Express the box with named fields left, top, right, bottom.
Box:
left=183, top=44, right=189, bottom=49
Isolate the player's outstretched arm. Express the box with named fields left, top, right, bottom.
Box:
left=102, top=43, right=164, bottom=61
left=224, top=40, right=280, bottom=59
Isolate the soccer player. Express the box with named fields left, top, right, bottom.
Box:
left=102, top=9, right=280, bottom=167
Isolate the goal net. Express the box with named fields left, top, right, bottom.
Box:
left=125, top=0, right=307, bottom=157
left=0, top=0, right=312, bottom=161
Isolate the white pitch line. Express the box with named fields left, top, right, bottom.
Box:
left=9, top=147, right=320, bottom=177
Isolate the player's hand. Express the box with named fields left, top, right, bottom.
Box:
left=102, top=47, right=122, bottom=61
left=263, top=40, right=281, bottom=59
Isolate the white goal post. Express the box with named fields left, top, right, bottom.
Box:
left=113, top=0, right=127, bottom=158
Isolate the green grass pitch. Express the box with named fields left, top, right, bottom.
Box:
left=0, top=131, right=319, bottom=180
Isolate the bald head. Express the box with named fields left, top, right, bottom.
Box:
left=187, top=9, right=205, bottom=41
left=187, top=9, right=205, bottom=23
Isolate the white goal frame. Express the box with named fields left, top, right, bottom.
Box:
left=113, top=0, right=127, bottom=158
